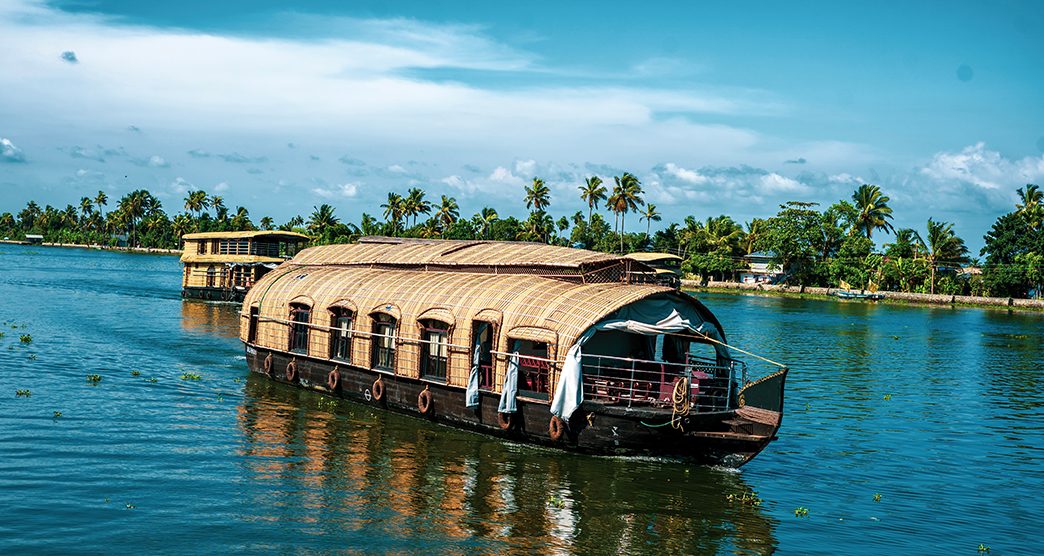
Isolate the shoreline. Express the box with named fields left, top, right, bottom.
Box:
left=683, top=280, right=1044, bottom=312
left=0, top=240, right=180, bottom=256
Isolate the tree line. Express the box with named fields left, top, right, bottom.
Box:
left=2, top=178, right=1041, bottom=298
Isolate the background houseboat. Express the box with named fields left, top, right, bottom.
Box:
left=624, top=252, right=683, bottom=288
left=181, top=231, right=309, bottom=302
left=240, top=237, right=787, bottom=467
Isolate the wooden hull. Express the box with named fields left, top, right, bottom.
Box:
left=182, top=286, right=246, bottom=302
left=244, top=344, right=785, bottom=467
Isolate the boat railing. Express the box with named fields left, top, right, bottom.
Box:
left=580, top=353, right=745, bottom=412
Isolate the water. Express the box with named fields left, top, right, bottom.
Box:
left=1, top=244, right=1042, bottom=555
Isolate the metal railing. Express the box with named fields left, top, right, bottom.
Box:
left=580, top=353, right=746, bottom=412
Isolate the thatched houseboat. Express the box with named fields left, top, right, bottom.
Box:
left=181, top=231, right=309, bottom=301
left=240, top=237, right=788, bottom=466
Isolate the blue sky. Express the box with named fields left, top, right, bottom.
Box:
left=2, top=0, right=1043, bottom=252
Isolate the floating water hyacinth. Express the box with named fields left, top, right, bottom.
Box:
left=873, top=493, right=882, bottom=502
left=130, top=370, right=141, bottom=377
left=180, top=372, right=202, bottom=381
left=19, top=334, right=31, bottom=343
left=794, top=507, right=809, bottom=518
left=16, top=389, right=31, bottom=397
left=86, top=374, right=102, bottom=384
left=53, top=411, right=62, bottom=418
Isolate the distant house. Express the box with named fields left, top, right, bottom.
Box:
left=25, top=234, right=43, bottom=245
left=740, top=251, right=782, bottom=284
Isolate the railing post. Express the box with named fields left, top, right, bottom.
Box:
left=628, top=359, right=635, bottom=407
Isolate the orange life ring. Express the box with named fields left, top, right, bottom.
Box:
left=263, top=353, right=273, bottom=375
left=549, top=415, right=566, bottom=442
left=285, top=359, right=297, bottom=382
left=417, top=387, right=433, bottom=415
left=327, top=367, right=340, bottom=391
left=372, top=377, right=385, bottom=401
left=497, top=412, right=514, bottom=430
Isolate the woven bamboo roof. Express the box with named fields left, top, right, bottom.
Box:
left=246, top=265, right=685, bottom=351
left=182, top=231, right=309, bottom=241
left=625, top=252, right=683, bottom=263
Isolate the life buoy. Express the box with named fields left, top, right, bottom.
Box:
left=417, top=387, right=432, bottom=415
left=285, top=359, right=297, bottom=382
left=549, top=415, right=566, bottom=442
left=497, top=412, right=514, bottom=430
left=263, top=353, right=273, bottom=375
left=327, top=367, right=340, bottom=391
left=372, top=377, right=385, bottom=402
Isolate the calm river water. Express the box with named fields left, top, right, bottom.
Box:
left=1, top=245, right=1042, bottom=555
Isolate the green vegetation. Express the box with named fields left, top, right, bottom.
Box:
left=19, top=334, right=31, bottom=343
left=794, top=506, right=810, bottom=518
left=53, top=411, right=62, bottom=419
left=978, top=544, right=991, bottom=554
left=873, top=493, right=882, bottom=502
left=15, top=389, right=31, bottom=397
left=180, top=372, right=202, bottom=381
left=726, top=490, right=763, bottom=507
left=86, top=374, right=102, bottom=384
left=547, top=494, right=566, bottom=509
left=3, top=180, right=1042, bottom=298
left=130, top=370, right=141, bottom=377
left=145, top=377, right=159, bottom=383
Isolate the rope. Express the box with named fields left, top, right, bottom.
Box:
left=681, top=332, right=788, bottom=368
left=670, top=377, right=690, bottom=432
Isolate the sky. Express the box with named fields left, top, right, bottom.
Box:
left=1, top=0, right=1043, bottom=253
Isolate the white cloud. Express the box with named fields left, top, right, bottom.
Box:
left=387, top=164, right=407, bottom=173
left=170, top=176, right=193, bottom=194
left=663, top=162, right=708, bottom=184
left=489, top=166, right=523, bottom=186
left=759, top=172, right=807, bottom=193
left=920, top=142, right=1044, bottom=191
left=1, top=137, right=26, bottom=162
left=828, top=172, right=863, bottom=184
left=513, top=159, right=537, bottom=178
left=213, top=181, right=229, bottom=192
left=312, top=182, right=359, bottom=199
left=147, top=155, right=169, bottom=168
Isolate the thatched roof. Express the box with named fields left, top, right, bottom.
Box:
left=182, top=231, right=309, bottom=241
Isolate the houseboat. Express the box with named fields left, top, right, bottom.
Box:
left=624, top=252, right=684, bottom=288
left=181, top=231, right=309, bottom=302
left=239, top=237, right=788, bottom=467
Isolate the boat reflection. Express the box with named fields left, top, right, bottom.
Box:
left=236, top=375, right=779, bottom=553
left=180, top=300, right=241, bottom=338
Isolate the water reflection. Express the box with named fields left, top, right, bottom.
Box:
left=181, top=300, right=241, bottom=338
left=237, top=375, right=779, bottom=554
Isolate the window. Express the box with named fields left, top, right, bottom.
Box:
left=513, top=339, right=551, bottom=400
left=232, top=266, right=250, bottom=287
left=289, top=303, right=311, bottom=354
left=248, top=306, right=259, bottom=344
left=205, top=265, right=217, bottom=287
left=196, top=241, right=206, bottom=255
left=473, top=322, right=495, bottom=390
left=371, top=314, right=396, bottom=370
left=420, top=320, right=450, bottom=381
left=329, top=308, right=353, bottom=361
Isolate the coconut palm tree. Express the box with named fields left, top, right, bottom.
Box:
left=852, top=184, right=895, bottom=239
left=921, top=218, right=969, bottom=294
left=231, top=206, right=253, bottom=231
left=473, top=207, right=499, bottom=239
left=525, top=178, right=551, bottom=212
left=94, top=190, right=108, bottom=215
left=578, top=176, right=606, bottom=224
left=381, top=192, right=404, bottom=234
left=259, top=216, right=274, bottom=230
left=184, top=190, right=209, bottom=219
left=1016, top=183, right=1043, bottom=229
left=640, top=203, right=661, bottom=241
left=404, top=187, right=432, bottom=228
left=171, top=213, right=193, bottom=246
left=743, top=219, right=766, bottom=255
left=307, top=204, right=339, bottom=240
left=210, top=196, right=227, bottom=223
left=435, top=195, right=460, bottom=230
left=607, top=173, right=644, bottom=253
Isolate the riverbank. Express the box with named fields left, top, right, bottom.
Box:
left=36, top=242, right=180, bottom=255
left=683, top=279, right=1044, bottom=311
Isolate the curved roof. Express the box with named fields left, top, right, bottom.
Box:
left=182, top=231, right=309, bottom=240
left=624, top=252, right=683, bottom=263
left=244, top=266, right=703, bottom=350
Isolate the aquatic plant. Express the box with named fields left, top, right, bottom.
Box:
left=794, top=507, right=809, bottom=518
left=233, top=377, right=242, bottom=383
left=882, top=394, right=892, bottom=400
left=125, top=503, right=135, bottom=510
left=547, top=494, right=566, bottom=509
left=727, top=490, right=763, bottom=507
left=130, top=370, right=141, bottom=377
left=15, top=389, right=31, bottom=397
left=873, top=493, right=882, bottom=502
left=53, top=411, right=62, bottom=418
left=0, top=331, right=5, bottom=339
left=27, top=354, right=36, bottom=360
left=86, top=374, right=102, bottom=384
left=180, top=372, right=202, bottom=381
left=145, top=377, right=158, bottom=383
left=19, top=334, right=31, bottom=343
left=977, top=545, right=990, bottom=554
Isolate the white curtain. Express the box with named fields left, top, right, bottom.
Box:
left=497, top=352, right=520, bottom=414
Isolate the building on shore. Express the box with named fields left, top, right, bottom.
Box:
left=180, top=231, right=309, bottom=302
left=740, top=251, right=782, bottom=284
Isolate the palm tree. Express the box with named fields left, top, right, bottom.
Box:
left=307, top=204, right=339, bottom=240
left=210, top=196, right=227, bottom=222
left=473, top=207, right=499, bottom=239
left=578, top=176, right=606, bottom=224
left=921, top=218, right=969, bottom=294
left=381, top=192, right=404, bottom=234
left=852, top=184, right=895, bottom=239
left=525, top=178, right=551, bottom=212
left=640, top=203, right=661, bottom=241
left=1016, top=184, right=1043, bottom=229
left=435, top=195, right=459, bottom=229
left=93, top=191, right=108, bottom=222
left=607, top=172, right=644, bottom=253
left=259, top=216, right=274, bottom=231
left=743, top=219, right=766, bottom=255
left=404, top=187, right=432, bottom=228
left=184, top=190, right=209, bottom=218
left=171, top=213, right=193, bottom=246
left=231, top=207, right=253, bottom=231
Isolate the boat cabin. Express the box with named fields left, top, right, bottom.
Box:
left=624, top=252, right=683, bottom=288
left=181, top=230, right=309, bottom=302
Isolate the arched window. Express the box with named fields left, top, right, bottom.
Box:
left=205, top=265, right=216, bottom=287
left=289, top=303, right=311, bottom=354
left=420, top=320, right=450, bottom=381
left=371, top=314, right=397, bottom=370
left=329, top=307, right=353, bottom=361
